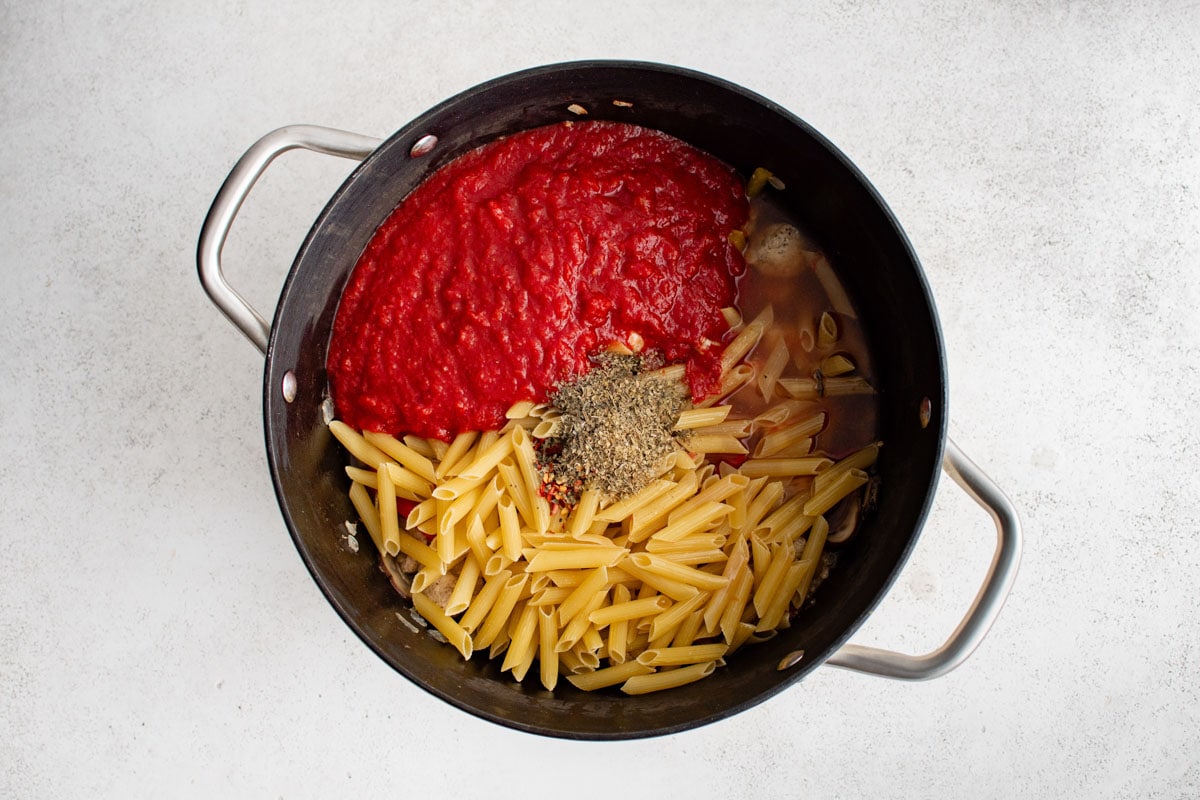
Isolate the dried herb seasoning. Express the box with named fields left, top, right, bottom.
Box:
left=538, top=354, right=686, bottom=501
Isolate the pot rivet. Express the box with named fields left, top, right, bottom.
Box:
left=919, top=396, right=932, bottom=429
left=777, top=650, right=805, bottom=671
left=410, top=134, right=438, bottom=157
left=282, top=370, right=298, bottom=403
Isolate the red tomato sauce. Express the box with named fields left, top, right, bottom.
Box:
left=327, top=120, right=748, bottom=440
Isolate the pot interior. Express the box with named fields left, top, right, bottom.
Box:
left=263, top=61, right=946, bottom=739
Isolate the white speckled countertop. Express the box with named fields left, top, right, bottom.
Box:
left=3, top=2, right=1198, bottom=797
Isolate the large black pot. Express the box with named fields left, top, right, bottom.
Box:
left=199, top=61, right=1020, bottom=739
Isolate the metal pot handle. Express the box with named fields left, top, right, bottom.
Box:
left=197, top=125, right=382, bottom=353
left=788, top=436, right=1022, bottom=680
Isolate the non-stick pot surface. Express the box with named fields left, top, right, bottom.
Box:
left=263, top=61, right=946, bottom=739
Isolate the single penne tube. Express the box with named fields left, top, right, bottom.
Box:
left=463, top=516, right=491, bottom=575
left=445, top=555, right=481, bottom=616
left=753, top=399, right=817, bottom=429
left=652, top=501, right=733, bottom=543
left=673, top=405, right=732, bottom=431
left=328, top=420, right=389, bottom=469
left=607, top=584, right=633, bottom=664
left=668, top=474, right=750, bottom=525
left=647, top=590, right=710, bottom=642
left=757, top=490, right=813, bottom=535
left=435, top=430, right=478, bottom=479
left=739, top=480, right=783, bottom=534
left=427, top=437, right=449, bottom=461
left=778, top=375, right=876, bottom=400
left=524, top=546, right=625, bottom=572
left=453, top=430, right=516, bottom=481
left=738, top=457, right=832, bottom=479
left=670, top=609, right=706, bottom=647
left=347, top=481, right=386, bottom=555
left=636, top=643, right=728, bottom=667
left=555, top=590, right=607, bottom=653
left=719, top=568, right=755, bottom=643
left=821, top=353, right=856, bottom=377
left=816, top=310, right=839, bottom=348
left=795, top=515, right=830, bottom=598
left=720, top=304, right=774, bottom=374
left=685, top=434, right=749, bottom=455
left=756, top=334, right=791, bottom=401
left=728, top=621, right=758, bottom=653
left=402, top=434, right=436, bottom=458
left=500, top=602, right=539, bottom=673
left=505, top=400, right=537, bottom=419
left=566, top=660, right=654, bottom=691
left=528, top=585, right=573, bottom=606
left=555, top=566, right=610, bottom=628
left=484, top=552, right=513, bottom=577
left=702, top=535, right=750, bottom=631
left=654, top=549, right=727, bottom=566
left=531, top=418, right=561, bottom=439
left=497, top=495, right=523, bottom=562
left=362, top=431, right=437, bottom=483
left=620, top=660, right=716, bottom=695
left=803, top=468, right=869, bottom=517
left=626, top=472, right=700, bottom=542
left=629, top=553, right=729, bottom=592
left=618, top=555, right=701, bottom=603
left=595, top=479, right=676, bottom=523
left=815, top=258, right=858, bottom=320
left=645, top=532, right=726, bottom=554
left=538, top=606, right=559, bottom=691
left=458, top=569, right=513, bottom=634
left=431, top=471, right=488, bottom=501
left=588, top=594, right=672, bottom=629
left=753, top=438, right=814, bottom=460
left=345, top=465, right=378, bottom=488
left=753, top=411, right=827, bottom=458
left=566, top=488, right=601, bottom=537
left=473, top=573, right=529, bottom=651
left=693, top=418, right=754, bottom=438
left=496, top=457, right=534, bottom=528
left=412, top=591, right=472, bottom=659
left=471, top=475, right=503, bottom=528
left=382, top=461, right=434, bottom=501
left=395, top=530, right=442, bottom=573
left=405, top=497, right=436, bottom=530
left=696, top=363, right=755, bottom=408
left=376, top=462, right=402, bottom=557
left=511, top=427, right=551, bottom=533
left=757, top=560, right=810, bottom=632
left=752, top=542, right=795, bottom=618
left=813, top=442, right=882, bottom=493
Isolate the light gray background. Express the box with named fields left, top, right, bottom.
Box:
left=3, top=1, right=1197, bottom=797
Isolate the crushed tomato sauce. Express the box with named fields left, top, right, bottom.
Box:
left=327, top=120, right=748, bottom=440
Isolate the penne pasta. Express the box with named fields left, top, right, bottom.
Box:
left=674, top=405, right=732, bottom=431
left=620, top=661, right=716, bottom=695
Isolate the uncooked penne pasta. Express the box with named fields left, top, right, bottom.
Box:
left=753, top=412, right=826, bottom=458
left=362, top=430, right=437, bottom=483
left=674, top=405, right=732, bottom=431
left=347, top=481, right=386, bottom=556
left=738, top=457, right=832, bottom=479
left=720, top=304, right=773, bottom=374
left=412, top=591, right=472, bottom=659
left=567, top=660, right=654, bottom=691
left=803, top=467, right=868, bottom=517
left=620, top=660, right=716, bottom=695
left=756, top=334, right=791, bottom=401
left=329, top=420, right=389, bottom=469
left=636, top=643, right=728, bottom=667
